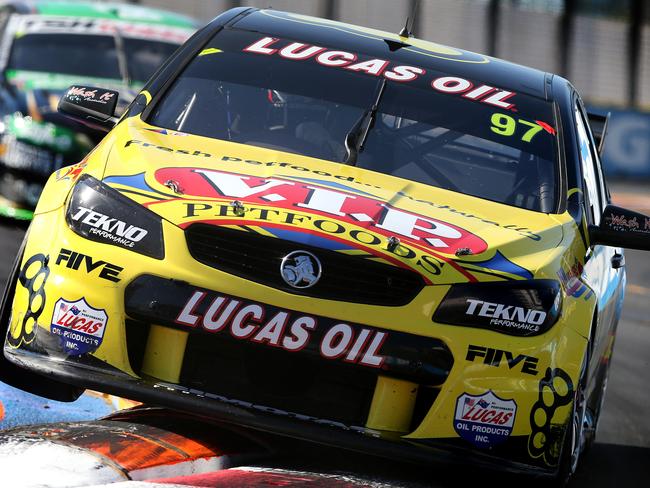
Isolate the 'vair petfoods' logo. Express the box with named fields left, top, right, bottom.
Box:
left=152, top=167, right=488, bottom=258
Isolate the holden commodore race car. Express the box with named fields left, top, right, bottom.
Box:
left=0, top=1, right=197, bottom=219
left=1, top=7, right=648, bottom=485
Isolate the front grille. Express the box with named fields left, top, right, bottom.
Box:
left=124, top=274, right=455, bottom=431
left=180, top=331, right=376, bottom=427
left=185, top=224, right=425, bottom=306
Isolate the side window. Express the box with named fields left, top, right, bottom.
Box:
left=574, top=104, right=604, bottom=225
left=583, top=110, right=610, bottom=206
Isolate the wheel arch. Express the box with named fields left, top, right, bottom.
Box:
left=0, top=228, right=83, bottom=401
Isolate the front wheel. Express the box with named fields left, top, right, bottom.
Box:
left=554, top=350, right=590, bottom=486
left=0, top=228, right=82, bottom=401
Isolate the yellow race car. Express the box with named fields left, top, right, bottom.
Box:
left=1, top=7, right=648, bottom=484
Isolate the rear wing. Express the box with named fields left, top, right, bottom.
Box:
left=587, top=110, right=610, bottom=155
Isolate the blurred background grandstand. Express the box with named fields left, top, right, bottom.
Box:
left=131, top=0, right=650, bottom=180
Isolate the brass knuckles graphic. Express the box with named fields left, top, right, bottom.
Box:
left=528, top=367, right=574, bottom=465
left=7, top=254, right=49, bottom=348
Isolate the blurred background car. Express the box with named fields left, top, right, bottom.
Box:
left=0, top=0, right=198, bottom=220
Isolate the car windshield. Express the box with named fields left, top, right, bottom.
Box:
left=148, top=29, right=559, bottom=212
left=8, top=33, right=121, bottom=79
left=8, top=33, right=179, bottom=83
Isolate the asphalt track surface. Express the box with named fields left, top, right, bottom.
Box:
left=0, top=186, right=648, bottom=487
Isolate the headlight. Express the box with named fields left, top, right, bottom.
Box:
left=66, top=175, right=164, bottom=259
left=432, top=280, right=561, bottom=337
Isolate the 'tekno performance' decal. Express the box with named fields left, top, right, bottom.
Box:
left=51, top=298, right=108, bottom=355
left=454, top=390, right=517, bottom=448
left=465, top=298, right=547, bottom=333
left=69, top=206, right=149, bottom=248
left=154, top=167, right=487, bottom=257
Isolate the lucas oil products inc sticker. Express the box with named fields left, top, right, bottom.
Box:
left=454, top=390, right=517, bottom=448
left=50, top=298, right=107, bottom=355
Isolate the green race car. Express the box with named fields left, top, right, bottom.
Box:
left=0, top=1, right=197, bottom=219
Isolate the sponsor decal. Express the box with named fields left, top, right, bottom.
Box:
left=394, top=189, right=541, bottom=241
left=143, top=128, right=188, bottom=136
left=15, top=16, right=190, bottom=43
left=67, top=176, right=163, bottom=258
left=66, top=86, right=115, bottom=106
left=464, top=298, right=546, bottom=333
left=433, top=280, right=560, bottom=336
left=7, top=254, right=50, bottom=348
left=528, top=368, right=574, bottom=466
left=557, top=258, right=592, bottom=300
left=56, top=248, right=123, bottom=283
left=125, top=139, right=211, bottom=157
left=55, top=161, right=87, bottom=182
left=154, top=166, right=487, bottom=257
left=241, top=37, right=516, bottom=110
left=69, top=206, right=148, bottom=249
left=454, top=390, right=516, bottom=448
left=50, top=297, right=108, bottom=355
left=466, top=344, right=539, bottom=376
left=490, top=113, right=555, bottom=142
left=19, top=16, right=97, bottom=33
left=123, top=140, right=542, bottom=241
left=605, top=212, right=650, bottom=233
left=175, top=289, right=387, bottom=368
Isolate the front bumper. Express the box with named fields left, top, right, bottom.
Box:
left=4, top=204, right=589, bottom=475
left=4, top=345, right=555, bottom=478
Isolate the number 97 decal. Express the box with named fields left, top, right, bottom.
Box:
left=490, top=113, right=556, bottom=142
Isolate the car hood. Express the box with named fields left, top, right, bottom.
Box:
left=100, top=119, right=565, bottom=285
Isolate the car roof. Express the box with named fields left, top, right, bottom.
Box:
left=2, top=1, right=197, bottom=28
left=232, top=9, right=552, bottom=100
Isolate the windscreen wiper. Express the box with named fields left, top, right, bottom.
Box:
left=344, top=78, right=387, bottom=166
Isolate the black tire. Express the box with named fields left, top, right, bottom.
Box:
left=553, top=349, right=590, bottom=487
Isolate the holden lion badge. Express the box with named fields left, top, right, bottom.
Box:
left=280, top=250, right=322, bottom=289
